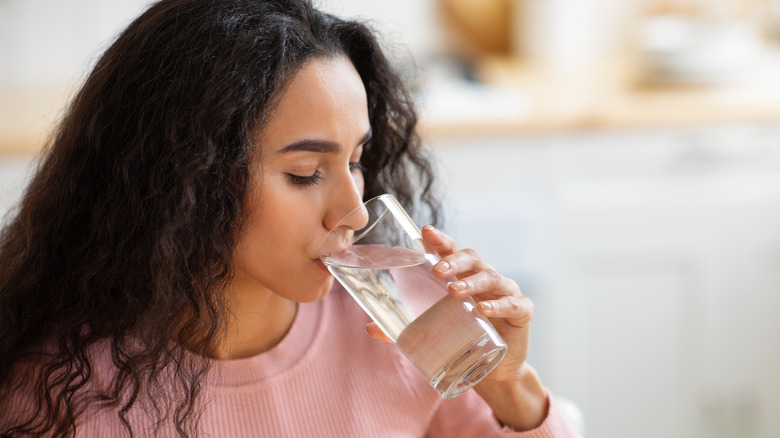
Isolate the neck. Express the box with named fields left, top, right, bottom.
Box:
left=213, top=281, right=299, bottom=360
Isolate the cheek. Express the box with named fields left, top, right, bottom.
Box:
left=253, top=183, right=323, bottom=260
left=253, top=199, right=306, bottom=249
left=355, top=172, right=365, bottom=198
left=236, top=191, right=298, bottom=264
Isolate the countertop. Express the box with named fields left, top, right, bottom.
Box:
left=419, top=55, right=780, bottom=138
left=4, top=55, right=780, bottom=156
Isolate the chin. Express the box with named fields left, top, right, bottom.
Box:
left=299, top=277, right=335, bottom=303
left=317, top=277, right=336, bottom=299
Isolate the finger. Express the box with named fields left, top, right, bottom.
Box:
left=478, top=295, right=535, bottom=328
left=365, top=322, right=394, bottom=344
left=432, top=248, right=489, bottom=280
left=421, top=226, right=458, bottom=258
left=447, top=268, right=507, bottom=297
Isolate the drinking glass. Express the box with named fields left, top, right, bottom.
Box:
left=318, top=194, right=507, bottom=399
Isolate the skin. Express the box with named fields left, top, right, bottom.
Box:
left=367, top=227, right=548, bottom=430
left=222, top=55, right=547, bottom=431
left=221, top=54, right=370, bottom=359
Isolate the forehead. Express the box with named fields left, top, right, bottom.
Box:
left=259, top=56, right=369, bottom=154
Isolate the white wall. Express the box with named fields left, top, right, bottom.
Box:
left=0, top=0, right=440, bottom=87
left=0, top=0, right=155, bottom=86
left=0, top=0, right=652, bottom=87
left=315, top=0, right=442, bottom=60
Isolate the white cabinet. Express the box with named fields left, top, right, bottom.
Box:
left=0, top=155, right=36, bottom=226
left=429, top=124, right=780, bottom=438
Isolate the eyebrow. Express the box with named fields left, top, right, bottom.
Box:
left=278, top=129, right=372, bottom=154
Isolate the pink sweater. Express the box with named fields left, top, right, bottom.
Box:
left=9, top=287, right=581, bottom=437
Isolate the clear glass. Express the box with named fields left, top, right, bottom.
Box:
left=318, top=194, right=507, bottom=399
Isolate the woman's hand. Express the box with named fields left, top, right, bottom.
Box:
left=421, top=225, right=532, bottom=383
left=364, top=225, right=548, bottom=431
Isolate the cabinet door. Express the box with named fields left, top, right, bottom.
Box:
left=430, top=124, right=780, bottom=438
left=544, top=128, right=780, bottom=438
left=549, top=256, right=699, bottom=438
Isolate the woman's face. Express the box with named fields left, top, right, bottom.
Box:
left=230, top=55, right=371, bottom=303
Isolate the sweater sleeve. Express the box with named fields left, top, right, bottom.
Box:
left=426, top=388, right=583, bottom=438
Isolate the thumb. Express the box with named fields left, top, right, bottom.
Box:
left=365, top=322, right=394, bottom=344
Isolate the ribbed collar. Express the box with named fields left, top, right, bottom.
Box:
left=206, top=296, right=325, bottom=388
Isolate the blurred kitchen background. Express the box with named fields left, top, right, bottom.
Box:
left=3, top=0, right=780, bottom=436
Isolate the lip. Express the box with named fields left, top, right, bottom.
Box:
left=314, top=259, right=330, bottom=273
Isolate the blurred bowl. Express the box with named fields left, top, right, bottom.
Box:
left=638, top=16, right=767, bottom=84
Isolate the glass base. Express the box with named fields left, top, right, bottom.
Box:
left=430, top=332, right=508, bottom=399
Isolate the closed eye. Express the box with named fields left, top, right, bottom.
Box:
left=287, top=171, right=323, bottom=186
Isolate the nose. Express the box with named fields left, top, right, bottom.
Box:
left=322, top=170, right=368, bottom=233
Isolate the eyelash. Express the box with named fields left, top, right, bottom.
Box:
left=287, top=172, right=322, bottom=187
left=287, top=162, right=363, bottom=187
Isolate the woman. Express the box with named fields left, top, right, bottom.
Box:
left=0, top=0, right=580, bottom=436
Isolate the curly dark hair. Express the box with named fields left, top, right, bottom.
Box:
left=0, top=0, right=439, bottom=436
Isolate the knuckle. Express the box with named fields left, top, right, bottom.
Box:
left=516, top=297, right=535, bottom=324
left=507, top=297, right=521, bottom=313
left=463, top=248, right=480, bottom=259
left=485, top=268, right=502, bottom=285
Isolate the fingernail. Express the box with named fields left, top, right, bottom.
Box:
left=450, top=281, right=467, bottom=293
left=479, top=302, right=494, bottom=313
left=422, top=225, right=436, bottom=232
left=433, top=261, right=450, bottom=273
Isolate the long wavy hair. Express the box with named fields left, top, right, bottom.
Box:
left=0, top=0, right=439, bottom=436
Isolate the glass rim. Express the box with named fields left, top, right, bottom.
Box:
left=317, top=193, right=420, bottom=260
